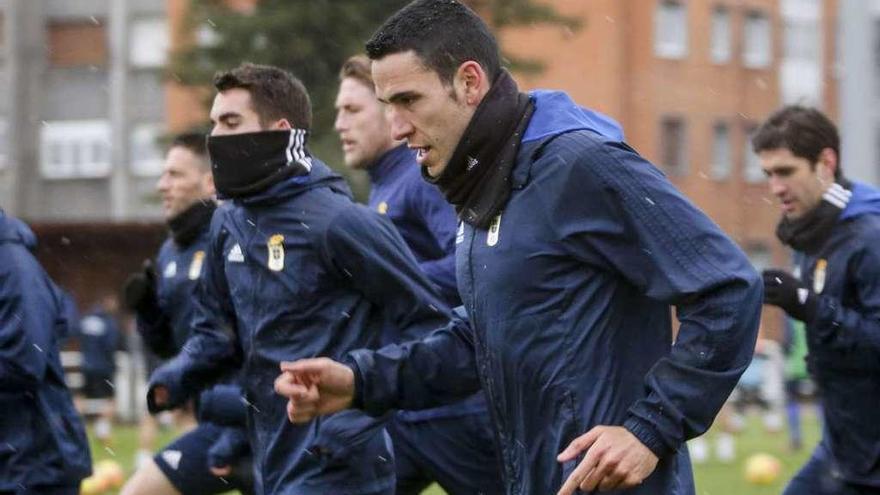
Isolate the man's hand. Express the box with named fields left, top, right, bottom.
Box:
left=274, top=358, right=356, bottom=423
left=122, top=260, right=159, bottom=314
left=762, top=269, right=817, bottom=323
left=556, top=425, right=659, bottom=494
left=150, top=385, right=170, bottom=409
left=210, top=466, right=232, bottom=477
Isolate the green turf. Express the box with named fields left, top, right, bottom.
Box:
left=86, top=408, right=820, bottom=495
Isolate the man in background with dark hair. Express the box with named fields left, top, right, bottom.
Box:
left=121, top=133, right=254, bottom=495
left=335, top=54, right=503, bottom=494
left=275, top=1, right=762, bottom=494
left=755, top=105, right=880, bottom=495
left=147, top=62, right=460, bottom=495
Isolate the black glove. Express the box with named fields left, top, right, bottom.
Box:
left=123, top=260, right=159, bottom=315
left=762, top=269, right=818, bottom=323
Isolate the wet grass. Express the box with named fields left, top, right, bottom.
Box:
left=85, top=408, right=820, bottom=495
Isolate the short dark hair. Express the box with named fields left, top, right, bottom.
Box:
left=752, top=105, right=842, bottom=180
left=170, top=132, right=208, bottom=158
left=213, top=62, right=312, bottom=131
left=340, top=54, right=374, bottom=89
left=365, top=0, right=502, bottom=86
left=169, top=132, right=209, bottom=169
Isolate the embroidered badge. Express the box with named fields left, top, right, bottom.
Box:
left=377, top=201, right=389, bottom=215
left=813, top=259, right=827, bottom=294
left=487, top=214, right=502, bottom=247
left=267, top=234, right=285, bottom=272
left=188, top=251, right=205, bottom=280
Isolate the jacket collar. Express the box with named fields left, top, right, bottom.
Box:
left=367, top=144, right=413, bottom=185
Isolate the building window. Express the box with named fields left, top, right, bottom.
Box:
left=743, top=11, right=772, bottom=68
left=655, top=0, right=688, bottom=59
left=743, top=125, right=764, bottom=183
left=710, top=6, right=732, bottom=63
left=711, top=122, right=731, bottom=180
left=129, top=18, right=169, bottom=68
left=130, top=123, right=164, bottom=177
left=781, top=0, right=822, bottom=104
left=47, top=20, right=108, bottom=68
left=40, top=120, right=112, bottom=179
left=660, top=116, right=687, bottom=175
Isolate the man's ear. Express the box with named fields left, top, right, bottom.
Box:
left=454, top=61, right=490, bottom=107
left=203, top=170, right=216, bottom=197
left=817, top=147, right=838, bottom=182
left=271, top=118, right=293, bottom=130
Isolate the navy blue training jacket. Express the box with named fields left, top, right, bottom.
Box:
left=349, top=91, right=762, bottom=494
left=78, top=309, right=120, bottom=376
left=148, top=159, right=454, bottom=495
left=0, top=212, right=92, bottom=491
left=367, top=143, right=486, bottom=422
left=139, top=227, right=212, bottom=358
left=795, top=181, right=880, bottom=487
left=138, top=210, right=251, bottom=466
left=367, top=144, right=459, bottom=307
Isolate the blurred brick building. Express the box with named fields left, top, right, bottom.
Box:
left=0, top=0, right=870, bottom=333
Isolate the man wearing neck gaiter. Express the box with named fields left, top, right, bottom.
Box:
left=146, top=63, right=459, bottom=495
left=755, top=106, right=880, bottom=495
left=334, top=54, right=503, bottom=495
left=274, top=1, right=762, bottom=494
left=122, top=134, right=255, bottom=495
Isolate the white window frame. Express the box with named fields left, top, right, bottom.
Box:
left=660, top=116, right=688, bottom=176
left=129, top=123, right=165, bottom=177
left=743, top=126, right=765, bottom=183
left=711, top=122, right=731, bottom=180
left=743, top=10, right=772, bottom=69
left=40, top=119, right=112, bottom=179
left=710, top=6, right=732, bottom=64
left=129, top=17, right=169, bottom=68
left=655, top=0, right=688, bottom=59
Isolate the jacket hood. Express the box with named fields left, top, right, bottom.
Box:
left=841, top=181, right=880, bottom=221
left=236, top=157, right=352, bottom=206
left=522, top=90, right=624, bottom=144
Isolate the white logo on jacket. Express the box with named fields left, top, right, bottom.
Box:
left=161, top=450, right=182, bottom=470
left=227, top=244, right=244, bottom=263
left=163, top=261, right=177, bottom=278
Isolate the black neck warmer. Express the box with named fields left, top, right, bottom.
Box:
left=207, top=129, right=312, bottom=199
left=424, top=70, right=534, bottom=228
left=168, top=200, right=216, bottom=247
left=776, top=180, right=852, bottom=254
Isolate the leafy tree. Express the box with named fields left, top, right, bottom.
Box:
left=170, top=0, right=579, bottom=196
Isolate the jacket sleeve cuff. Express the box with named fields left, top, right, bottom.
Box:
left=146, top=362, right=188, bottom=414
left=623, top=416, right=675, bottom=459
left=341, top=355, right=365, bottom=411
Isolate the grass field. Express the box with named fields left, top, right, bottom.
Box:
left=86, top=408, right=820, bottom=494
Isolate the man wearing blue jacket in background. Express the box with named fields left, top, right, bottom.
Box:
left=147, top=63, right=459, bottom=495
left=0, top=211, right=92, bottom=494
left=121, top=133, right=253, bottom=495
left=335, top=54, right=503, bottom=495
left=755, top=106, right=880, bottom=495
left=275, top=1, right=763, bottom=494
left=77, top=294, right=123, bottom=447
